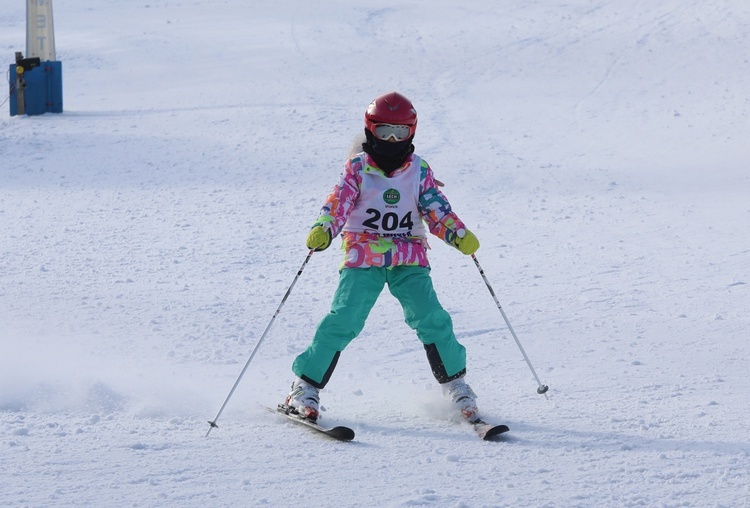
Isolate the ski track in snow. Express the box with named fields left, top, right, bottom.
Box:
left=1, top=1, right=749, bottom=506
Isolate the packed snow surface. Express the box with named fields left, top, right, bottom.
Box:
left=1, top=1, right=749, bottom=506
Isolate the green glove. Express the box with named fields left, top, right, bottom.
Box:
left=453, top=229, right=479, bottom=255
left=306, top=226, right=332, bottom=251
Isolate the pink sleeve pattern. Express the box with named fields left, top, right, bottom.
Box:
left=418, top=160, right=467, bottom=247
left=312, top=157, right=363, bottom=236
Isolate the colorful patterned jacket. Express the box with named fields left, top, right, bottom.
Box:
left=312, top=151, right=468, bottom=268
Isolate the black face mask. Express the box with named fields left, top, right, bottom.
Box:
left=362, top=129, right=415, bottom=174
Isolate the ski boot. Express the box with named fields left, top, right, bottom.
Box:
left=284, top=378, right=320, bottom=421
left=442, top=377, right=478, bottom=420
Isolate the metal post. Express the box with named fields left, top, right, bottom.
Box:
left=206, top=250, right=315, bottom=436
left=471, top=254, right=549, bottom=398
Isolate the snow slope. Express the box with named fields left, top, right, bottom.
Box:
left=1, top=1, right=749, bottom=506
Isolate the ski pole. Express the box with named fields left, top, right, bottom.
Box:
left=206, top=250, right=315, bottom=437
left=471, top=254, right=549, bottom=398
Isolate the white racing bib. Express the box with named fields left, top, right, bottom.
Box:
left=343, top=154, right=427, bottom=239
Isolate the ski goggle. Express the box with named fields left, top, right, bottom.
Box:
left=372, top=123, right=413, bottom=142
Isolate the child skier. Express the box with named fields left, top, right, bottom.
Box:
left=284, top=91, right=481, bottom=422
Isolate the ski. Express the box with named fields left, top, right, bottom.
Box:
left=272, top=403, right=502, bottom=442
left=272, top=404, right=355, bottom=442
left=467, top=417, right=510, bottom=441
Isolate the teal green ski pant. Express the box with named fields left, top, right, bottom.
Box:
left=292, top=266, right=467, bottom=388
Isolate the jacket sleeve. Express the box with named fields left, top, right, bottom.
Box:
left=311, top=157, right=362, bottom=237
left=418, top=160, right=468, bottom=247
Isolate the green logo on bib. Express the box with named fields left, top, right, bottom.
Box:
left=383, top=189, right=400, bottom=205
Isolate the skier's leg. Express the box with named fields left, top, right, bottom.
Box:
left=292, top=267, right=385, bottom=388
left=387, top=266, right=467, bottom=383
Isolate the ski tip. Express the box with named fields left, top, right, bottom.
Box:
left=329, top=426, right=356, bottom=442
left=274, top=404, right=355, bottom=442
left=482, top=425, right=510, bottom=441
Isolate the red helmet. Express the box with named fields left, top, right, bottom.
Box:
left=364, top=92, right=417, bottom=140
